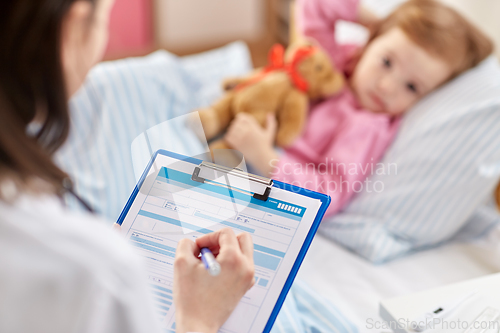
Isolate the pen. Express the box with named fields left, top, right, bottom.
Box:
left=200, top=248, right=221, bottom=276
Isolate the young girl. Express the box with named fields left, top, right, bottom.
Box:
left=224, top=0, right=493, bottom=216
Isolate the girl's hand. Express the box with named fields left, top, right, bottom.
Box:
left=173, top=228, right=255, bottom=333
left=357, top=6, right=380, bottom=32
left=225, top=113, right=276, bottom=155
left=224, top=113, right=279, bottom=176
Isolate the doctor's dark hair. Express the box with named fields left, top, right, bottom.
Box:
left=0, top=0, right=96, bottom=198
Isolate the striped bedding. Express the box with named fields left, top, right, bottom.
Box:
left=55, top=42, right=356, bottom=332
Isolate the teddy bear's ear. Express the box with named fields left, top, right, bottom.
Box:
left=290, top=34, right=310, bottom=47
left=284, top=38, right=317, bottom=62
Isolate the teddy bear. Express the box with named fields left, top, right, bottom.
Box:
left=196, top=41, right=345, bottom=158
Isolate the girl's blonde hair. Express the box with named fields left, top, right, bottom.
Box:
left=370, top=0, right=493, bottom=80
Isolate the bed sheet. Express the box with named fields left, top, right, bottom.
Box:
left=296, top=226, right=500, bottom=332
left=300, top=1, right=500, bottom=330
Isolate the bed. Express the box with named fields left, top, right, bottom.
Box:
left=291, top=2, right=500, bottom=327
left=59, top=42, right=500, bottom=331
left=293, top=1, right=500, bottom=328
left=56, top=1, right=500, bottom=331
left=297, top=229, right=500, bottom=332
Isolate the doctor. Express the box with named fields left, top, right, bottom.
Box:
left=0, top=0, right=254, bottom=332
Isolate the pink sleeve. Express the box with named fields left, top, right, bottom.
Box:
left=271, top=125, right=394, bottom=217
left=296, top=0, right=360, bottom=64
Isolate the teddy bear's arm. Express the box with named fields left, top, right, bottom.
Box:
left=275, top=89, right=308, bottom=147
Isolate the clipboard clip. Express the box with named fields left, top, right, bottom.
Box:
left=191, top=161, right=273, bottom=201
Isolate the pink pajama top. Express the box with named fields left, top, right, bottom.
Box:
left=270, top=0, right=400, bottom=216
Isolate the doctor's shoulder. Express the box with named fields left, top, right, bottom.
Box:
left=0, top=191, right=154, bottom=333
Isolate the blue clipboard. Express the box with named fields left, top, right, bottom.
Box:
left=117, top=149, right=331, bottom=332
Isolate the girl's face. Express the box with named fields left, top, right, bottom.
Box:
left=61, top=0, right=115, bottom=97
left=350, top=28, right=452, bottom=116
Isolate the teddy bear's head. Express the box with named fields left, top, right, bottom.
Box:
left=286, top=42, right=345, bottom=100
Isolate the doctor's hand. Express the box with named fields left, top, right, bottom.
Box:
left=173, top=228, right=255, bottom=333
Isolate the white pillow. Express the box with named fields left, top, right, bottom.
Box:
left=319, top=56, right=500, bottom=263
left=55, top=42, right=252, bottom=220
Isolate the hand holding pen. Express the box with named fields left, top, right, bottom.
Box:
left=200, top=247, right=221, bottom=276
left=173, top=228, right=255, bottom=333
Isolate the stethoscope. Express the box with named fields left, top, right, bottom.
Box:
left=62, top=178, right=95, bottom=213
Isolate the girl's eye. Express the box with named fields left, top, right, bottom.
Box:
left=406, top=82, right=418, bottom=94
left=382, top=57, right=391, bottom=68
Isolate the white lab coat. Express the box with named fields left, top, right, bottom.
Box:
left=0, top=193, right=162, bottom=333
